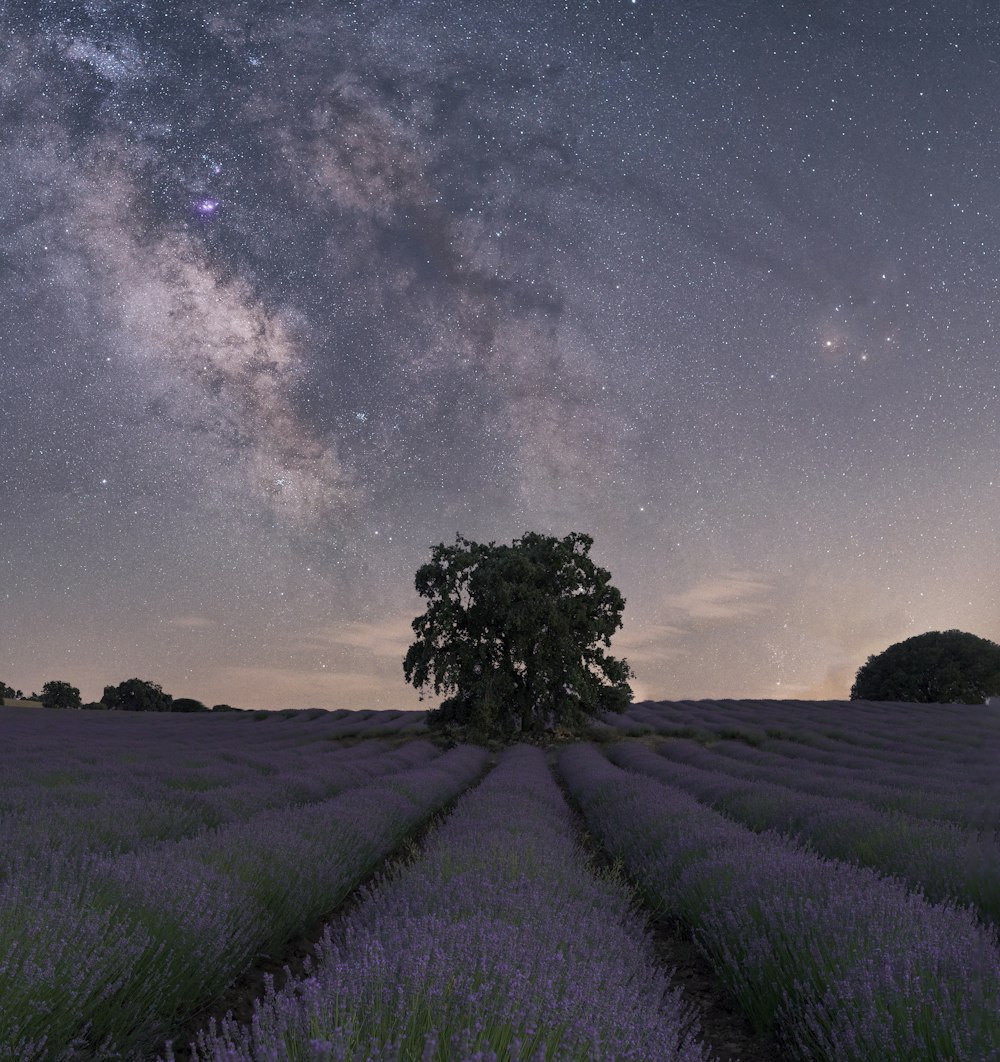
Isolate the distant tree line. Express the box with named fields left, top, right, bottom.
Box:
left=0, top=677, right=240, bottom=712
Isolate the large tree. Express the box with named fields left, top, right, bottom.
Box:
left=404, top=531, right=633, bottom=738
left=40, top=680, right=82, bottom=709
left=102, top=678, right=173, bottom=712
left=851, top=629, right=1000, bottom=704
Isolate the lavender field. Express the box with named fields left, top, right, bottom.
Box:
left=2, top=700, right=999, bottom=1060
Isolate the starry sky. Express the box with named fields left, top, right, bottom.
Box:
left=2, top=1, right=998, bottom=709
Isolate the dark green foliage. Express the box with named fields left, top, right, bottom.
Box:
left=403, top=531, right=633, bottom=740
left=0, top=681, right=16, bottom=703
left=170, top=697, right=208, bottom=713
left=851, top=629, right=1000, bottom=704
left=102, top=678, right=173, bottom=712
left=80, top=701, right=109, bottom=710
left=40, top=681, right=82, bottom=710
left=211, top=703, right=240, bottom=712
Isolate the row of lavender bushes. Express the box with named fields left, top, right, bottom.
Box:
left=2, top=737, right=431, bottom=1055
left=598, top=698, right=1000, bottom=827
left=662, top=725, right=997, bottom=830
left=610, top=741, right=1000, bottom=925
left=721, top=725, right=1000, bottom=800
left=0, top=739, right=430, bottom=878
left=179, top=745, right=710, bottom=1062
left=673, top=736, right=999, bottom=831
left=601, top=698, right=1000, bottom=770
left=559, top=743, right=1000, bottom=1062
left=0, top=702, right=435, bottom=867
left=260, top=708, right=428, bottom=736
left=1, top=744, right=487, bottom=1061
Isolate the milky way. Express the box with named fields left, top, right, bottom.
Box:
left=2, top=2, right=998, bottom=708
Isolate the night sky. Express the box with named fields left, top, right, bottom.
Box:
left=2, top=1, right=998, bottom=709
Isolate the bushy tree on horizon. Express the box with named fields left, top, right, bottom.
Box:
left=40, top=681, right=82, bottom=710
left=102, top=678, right=173, bottom=712
left=404, top=531, right=633, bottom=740
left=851, top=629, right=1000, bottom=704
left=170, top=697, right=209, bottom=713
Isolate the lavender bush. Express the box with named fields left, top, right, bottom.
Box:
left=183, top=745, right=710, bottom=1062
left=559, top=743, right=1000, bottom=1062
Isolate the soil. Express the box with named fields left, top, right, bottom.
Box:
left=644, top=919, right=787, bottom=1062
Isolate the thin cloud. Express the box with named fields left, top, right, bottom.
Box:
left=667, top=572, right=774, bottom=622
left=166, top=615, right=216, bottom=630
left=300, top=617, right=416, bottom=659
left=612, top=620, right=688, bottom=666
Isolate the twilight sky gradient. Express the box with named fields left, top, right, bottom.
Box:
left=2, top=1, right=998, bottom=709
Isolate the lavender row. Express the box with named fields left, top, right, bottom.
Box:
left=726, top=723, right=999, bottom=787
left=603, top=699, right=1000, bottom=772
left=602, top=701, right=1000, bottom=812
left=754, top=732, right=999, bottom=793
left=0, top=740, right=440, bottom=881
left=697, top=733, right=982, bottom=793
left=0, top=744, right=487, bottom=1061
left=659, top=736, right=999, bottom=833
left=559, top=743, right=1000, bottom=1062
left=611, top=741, right=1000, bottom=926
left=183, top=745, right=709, bottom=1062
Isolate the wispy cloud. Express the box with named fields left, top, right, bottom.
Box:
left=666, top=572, right=774, bottom=621
left=299, top=617, right=416, bottom=659
left=612, top=620, right=688, bottom=666
left=166, top=615, right=216, bottom=630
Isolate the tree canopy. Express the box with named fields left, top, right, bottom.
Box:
left=40, top=681, right=82, bottom=710
left=403, top=531, right=633, bottom=739
left=102, top=678, right=173, bottom=712
left=170, top=697, right=209, bottom=713
left=851, top=629, right=1000, bottom=704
